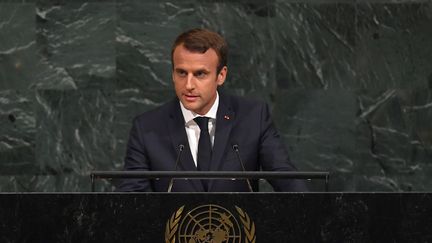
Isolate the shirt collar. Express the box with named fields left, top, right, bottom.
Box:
left=180, top=92, right=219, bottom=124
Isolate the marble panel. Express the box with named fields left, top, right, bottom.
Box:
left=0, top=3, right=37, bottom=90
left=34, top=88, right=172, bottom=191
left=273, top=3, right=357, bottom=89
left=35, top=2, right=116, bottom=89
left=0, top=174, right=106, bottom=192
left=355, top=2, right=432, bottom=89
left=1, top=0, right=432, bottom=192
left=273, top=89, right=358, bottom=191
left=355, top=88, right=432, bottom=191
left=0, top=90, right=37, bottom=175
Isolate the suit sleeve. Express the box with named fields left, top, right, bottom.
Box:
left=258, top=103, right=308, bottom=192
left=116, top=117, right=153, bottom=192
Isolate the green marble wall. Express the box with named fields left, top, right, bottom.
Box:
left=0, top=0, right=431, bottom=192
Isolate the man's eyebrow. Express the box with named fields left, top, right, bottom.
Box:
left=194, top=68, right=210, bottom=73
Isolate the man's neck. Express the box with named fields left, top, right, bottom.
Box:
left=180, top=92, right=219, bottom=123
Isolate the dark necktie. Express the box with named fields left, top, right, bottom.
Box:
left=194, top=117, right=212, bottom=192
left=194, top=117, right=212, bottom=190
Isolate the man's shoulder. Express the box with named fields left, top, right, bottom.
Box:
left=133, top=97, right=177, bottom=123
left=221, top=92, right=267, bottom=111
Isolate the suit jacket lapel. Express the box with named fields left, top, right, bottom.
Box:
left=208, top=93, right=235, bottom=190
left=168, top=99, right=204, bottom=191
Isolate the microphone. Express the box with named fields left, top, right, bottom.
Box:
left=232, top=144, right=253, bottom=192
left=167, top=144, right=184, bottom=192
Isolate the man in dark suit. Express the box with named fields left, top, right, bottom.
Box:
left=118, top=28, right=306, bottom=192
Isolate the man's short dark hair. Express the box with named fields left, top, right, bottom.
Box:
left=171, top=28, right=228, bottom=73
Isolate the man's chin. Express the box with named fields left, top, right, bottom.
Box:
left=181, top=102, right=198, bottom=112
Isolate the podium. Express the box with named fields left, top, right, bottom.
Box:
left=0, top=193, right=431, bottom=242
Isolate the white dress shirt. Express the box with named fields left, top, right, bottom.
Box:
left=179, top=92, right=219, bottom=167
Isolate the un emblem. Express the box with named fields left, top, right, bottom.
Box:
left=165, top=204, right=256, bottom=243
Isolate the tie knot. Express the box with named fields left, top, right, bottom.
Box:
left=194, top=117, right=209, bottom=131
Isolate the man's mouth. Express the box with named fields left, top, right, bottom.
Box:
left=184, top=94, right=199, bottom=102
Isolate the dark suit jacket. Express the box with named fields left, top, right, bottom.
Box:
left=117, top=92, right=307, bottom=192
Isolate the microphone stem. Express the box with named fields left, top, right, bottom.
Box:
left=168, top=145, right=184, bottom=192
left=233, top=145, right=253, bottom=192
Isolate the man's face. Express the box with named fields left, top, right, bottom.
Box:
left=172, top=44, right=227, bottom=115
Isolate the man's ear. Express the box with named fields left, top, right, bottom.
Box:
left=217, top=66, right=227, bottom=86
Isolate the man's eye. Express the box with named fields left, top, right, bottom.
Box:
left=195, top=72, right=206, bottom=78
left=177, top=70, right=187, bottom=77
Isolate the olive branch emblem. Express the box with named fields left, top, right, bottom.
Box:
left=235, top=206, right=256, bottom=243
left=165, top=205, right=184, bottom=243
left=165, top=204, right=255, bottom=243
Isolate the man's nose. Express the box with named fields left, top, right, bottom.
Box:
left=185, top=74, right=195, bottom=90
